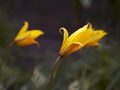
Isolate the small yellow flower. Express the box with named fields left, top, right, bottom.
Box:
left=14, top=21, right=44, bottom=47
left=59, top=23, right=107, bottom=57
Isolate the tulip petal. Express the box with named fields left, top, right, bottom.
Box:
left=15, top=30, right=44, bottom=47
left=15, top=21, right=29, bottom=40
left=86, top=30, right=107, bottom=46
left=18, top=21, right=29, bottom=35
left=68, top=23, right=93, bottom=44
left=33, top=40, right=40, bottom=47
left=68, top=23, right=91, bottom=39
left=59, top=27, right=69, bottom=53
left=61, top=42, right=83, bottom=57
left=28, top=30, right=44, bottom=39
left=71, top=30, right=95, bottom=45
left=93, top=30, right=107, bottom=42
left=59, top=23, right=107, bottom=57
left=15, top=32, right=30, bottom=41
left=59, top=27, right=69, bottom=44
left=15, top=36, right=34, bottom=47
left=87, top=22, right=93, bottom=29
left=14, top=21, right=44, bottom=47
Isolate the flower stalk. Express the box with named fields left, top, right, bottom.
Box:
left=0, top=41, right=15, bottom=69
left=48, top=56, right=62, bottom=90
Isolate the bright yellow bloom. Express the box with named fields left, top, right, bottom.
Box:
left=59, top=23, right=107, bottom=57
left=14, top=21, right=44, bottom=47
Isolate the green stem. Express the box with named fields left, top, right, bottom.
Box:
left=0, top=42, right=14, bottom=68
left=48, top=56, right=62, bottom=90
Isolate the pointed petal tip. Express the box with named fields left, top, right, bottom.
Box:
left=41, top=31, right=44, bottom=35
left=87, top=22, right=91, bottom=25
left=38, top=30, right=44, bottom=36
left=87, top=22, right=93, bottom=29
left=104, top=31, right=107, bottom=35
left=33, top=41, right=40, bottom=47
left=36, top=30, right=44, bottom=35
left=99, top=30, right=108, bottom=36
left=24, top=21, right=29, bottom=26
left=59, top=27, right=67, bottom=34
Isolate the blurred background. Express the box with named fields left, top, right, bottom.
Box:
left=0, top=0, right=120, bottom=90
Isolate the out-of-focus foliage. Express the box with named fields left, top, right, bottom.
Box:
left=0, top=10, right=15, bottom=47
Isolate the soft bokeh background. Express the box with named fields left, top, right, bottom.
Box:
left=0, top=0, right=120, bottom=90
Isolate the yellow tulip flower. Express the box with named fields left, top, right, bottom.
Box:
left=59, top=23, right=107, bottom=57
left=14, top=21, right=44, bottom=47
